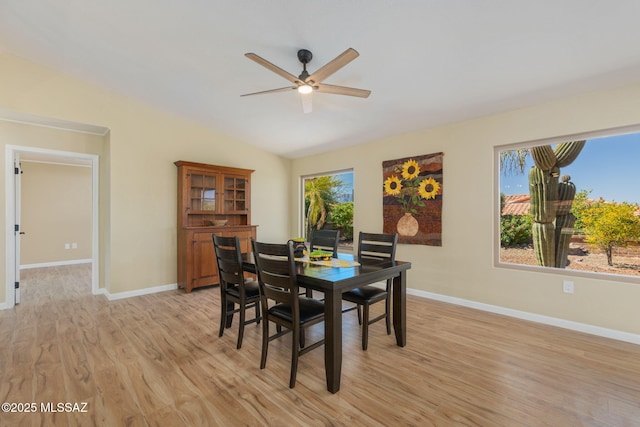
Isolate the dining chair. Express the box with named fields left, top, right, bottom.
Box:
left=251, top=239, right=325, bottom=388
left=309, top=229, right=340, bottom=257
left=303, top=229, right=341, bottom=297
left=213, top=235, right=261, bottom=349
left=341, top=232, right=398, bottom=350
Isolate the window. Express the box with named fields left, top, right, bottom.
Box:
left=496, top=126, right=640, bottom=280
left=301, top=170, right=354, bottom=246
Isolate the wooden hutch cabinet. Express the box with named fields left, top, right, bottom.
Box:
left=175, top=161, right=257, bottom=292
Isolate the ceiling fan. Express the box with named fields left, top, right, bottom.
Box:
left=241, top=48, right=371, bottom=113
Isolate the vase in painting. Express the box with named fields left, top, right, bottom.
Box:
left=397, top=212, right=419, bottom=237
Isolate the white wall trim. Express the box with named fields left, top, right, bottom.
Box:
left=104, top=283, right=179, bottom=301
left=20, top=259, right=92, bottom=270
left=0, top=109, right=109, bottom=136
left=409, top=288, right=640, bottom=345
left=4, top=146, right=16, bottom=308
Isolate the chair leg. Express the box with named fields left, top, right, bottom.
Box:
left=218, top=294, right=227, bottom=338
left=260, top=316, right=269, bottom=369
left=255, top=301, right=261, bottom=325
left=225, top=301, right=235, bottom=328
left=362, top=303, right=370, bottom=351
left=237, top=301, right=246, bottom=349
left=300, top=328, right=305, bottom=348
left=290, top=325, right=300, bottom=388
left=356, top=305, right=362, bottom=325
left=385, top=293, right=392, bottom=335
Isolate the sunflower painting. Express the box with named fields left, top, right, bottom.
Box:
left=382, top=153, right=443, bottom=245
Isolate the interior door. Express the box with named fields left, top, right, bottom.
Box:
left=14, top=154, right=22, bottom=304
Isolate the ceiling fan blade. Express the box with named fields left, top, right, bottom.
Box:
left=245, top=53, right=303, bottom=85
left=301, top=93, right=312, bottom=114
left=315, top=83, right=371, bottom=98
left=240, top=86, right=297, bottom=97
left=305, top=48, right=360, bottom=84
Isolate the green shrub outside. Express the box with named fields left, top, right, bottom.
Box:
left=329, top=202, right=353, bottom=240
left=500, top=214, right=533, bottom=247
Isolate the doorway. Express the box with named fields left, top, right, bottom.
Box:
left=5, top=145, right=100, bottom=307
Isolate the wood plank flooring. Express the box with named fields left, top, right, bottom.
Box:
left=2, top=264, right=640, bottom=426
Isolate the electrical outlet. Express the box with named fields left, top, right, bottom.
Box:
left=71, top=243, right=78, bottom=249
left=64, top=243, right=70, bottom=250
left=563, top=280, right=574, bottom=294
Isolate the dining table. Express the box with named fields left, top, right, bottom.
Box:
left=243, top=251, right=411, bottom=393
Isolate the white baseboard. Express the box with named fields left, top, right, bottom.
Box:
left=104, top=283, right=178, bottom=301
left=409, top=289, right=640, bottom=346
left=94, top=287, right=108, bottom=297
left=20, top=259, right=92, bottom=269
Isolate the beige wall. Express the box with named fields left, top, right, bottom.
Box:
left=1, top=52, right=290, bottom=299
left=291, top=83, right=640, bottom=336
left=20, top=161, right=92, bottom=265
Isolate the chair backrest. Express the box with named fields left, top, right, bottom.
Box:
left=251, top=240, right=299, bottom=309
left=213, top=235, right=244, bottom=289
left=357, top=232, right=398, bottom=263
left=309, top=229, right=340, bottom=257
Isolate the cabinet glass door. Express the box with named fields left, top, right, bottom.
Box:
left=224, top=176, right=247, bottom=212
left=191, top=173, right=217, bottom=211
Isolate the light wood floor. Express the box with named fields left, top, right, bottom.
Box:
left=2, top=264, right=640, bottom=426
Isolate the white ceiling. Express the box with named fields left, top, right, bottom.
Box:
left=2, top=1, right=640, bottom=159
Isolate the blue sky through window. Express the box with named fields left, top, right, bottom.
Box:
left=334, top=171, right=354, bottom=203
left=500, top=133, right=640, bottom=205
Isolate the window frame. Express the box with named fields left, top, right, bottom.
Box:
left=494, top=123, right=640, bottom=284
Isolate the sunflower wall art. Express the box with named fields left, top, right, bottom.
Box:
left=382, top=153, right=443, bottom=245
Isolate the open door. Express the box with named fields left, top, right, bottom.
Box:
left=14, top=154, right=22, bottom=304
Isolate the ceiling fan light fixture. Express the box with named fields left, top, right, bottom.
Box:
left=297, top=84, right=313, bottom=94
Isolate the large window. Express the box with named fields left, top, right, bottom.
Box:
left=301, top=170, right=354, bottom=247
left=496, top=126, right=640, bottom=281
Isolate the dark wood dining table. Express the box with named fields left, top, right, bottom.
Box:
left=243, top=252, right=411, bottom=393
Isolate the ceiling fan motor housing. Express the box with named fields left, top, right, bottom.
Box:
left=297, top=49, right=313, bottom=64
left=297, top=49, right=313, bottom=82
